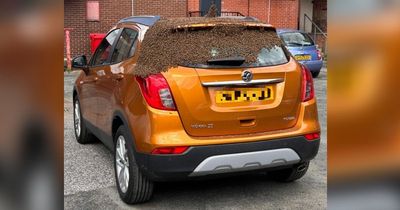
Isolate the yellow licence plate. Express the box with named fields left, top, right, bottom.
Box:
left=216, top=87, right=273, bottom=103
left=295, top=54, right=311, bottom=61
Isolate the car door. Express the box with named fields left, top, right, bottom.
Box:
left=78, top=66, right=98, bottom=127
left=86, top=28, right=121, bottom=135
left=96, top=27, right=139, bottom=142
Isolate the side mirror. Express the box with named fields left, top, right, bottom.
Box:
left=72, top=55, right=89, bottom=74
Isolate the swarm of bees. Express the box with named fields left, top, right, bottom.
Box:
left=135, top=17, right=283, bottom=77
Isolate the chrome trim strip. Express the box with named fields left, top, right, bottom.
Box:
left=201, top=78, right=284, bottom=87
left=189, top=148, right=300, bottom=177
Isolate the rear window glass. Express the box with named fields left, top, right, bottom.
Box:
left=279, top=32, right=314, bottom=47
left=135, top=18, right=289, bottom=77
left=200, top=45, right=288, bottom=67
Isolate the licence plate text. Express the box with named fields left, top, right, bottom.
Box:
left=216, top=87, right=273, bottom=103
left=294, top=54, right=311, bottom=61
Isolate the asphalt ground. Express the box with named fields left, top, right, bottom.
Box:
left=64, top=67, right=327, bottom=209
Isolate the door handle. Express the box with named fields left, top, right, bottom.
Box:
left=80, top=77, right=98, bottom=84
left=239, top=118, right=256, bottom=127
left=114, top=74, right=124, bottom=81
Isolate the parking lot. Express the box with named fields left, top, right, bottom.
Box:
left=64, top=67, right=327, bottom=209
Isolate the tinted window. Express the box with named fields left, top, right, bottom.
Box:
left=111, top=29, right=138, bottom=63
left=91, top=29, right=120, bottom=66
left=279, top=32, right=314, bottom=47
left=256, top=46, right=288, bottom=66
left=204, top=45, right=288, bottom=67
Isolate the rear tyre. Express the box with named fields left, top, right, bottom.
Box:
left=73, top=98, right=96, bottom=144
left=311, top=71, right=320, bottom=78
left=114, top=125, right=153, bottom=204
left=268, top=161, right=310, bottom=182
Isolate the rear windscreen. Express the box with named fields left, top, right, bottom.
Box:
left=135, top=18, right=289, bottom=77
left=279, top=32, right=314, bottom=47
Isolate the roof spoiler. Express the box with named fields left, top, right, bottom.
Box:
left=173, top=22, right=275, bottom=32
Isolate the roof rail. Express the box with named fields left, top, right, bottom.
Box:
left=118, top=16, right=161, bottom=26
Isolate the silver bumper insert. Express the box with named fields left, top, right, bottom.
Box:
left=190, top=148, right=300, bottom=176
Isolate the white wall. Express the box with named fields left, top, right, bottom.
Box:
left=299, top=0, right=313, bottom=33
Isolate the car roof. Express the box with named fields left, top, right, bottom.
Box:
left=118, top=15, right=161, bottom=26
left=217, top=16, right=259, bottom=21
left=118, top=16, right=262, bottom=27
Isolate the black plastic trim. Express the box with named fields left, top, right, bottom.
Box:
left=134, top=136, right=320, bottom=181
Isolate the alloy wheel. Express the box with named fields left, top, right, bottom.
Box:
left=74, top=101, right=81, bottom=137
left=116, top=135, right=129, bottom=193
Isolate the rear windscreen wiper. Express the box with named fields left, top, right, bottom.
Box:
left=286, top=42, right=303, bottom=46
left=207, top=56, right=245, bottom=66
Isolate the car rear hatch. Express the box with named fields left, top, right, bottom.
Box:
left=163, top=59, right=302, bottom=137
left=147, top=21, right=303, bottom=137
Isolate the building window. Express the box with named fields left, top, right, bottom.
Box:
left=87, top=1, right=99, bottom=21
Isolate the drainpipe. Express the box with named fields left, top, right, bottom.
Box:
left=267, top=0, right=271, bottom=23
left=248, top=0, right=250, bottom=16
left=131, top=0, right=134, bottom=16
left=186, top=0, right=188, bottom=17
left=64, top=28, right=72, bottom=70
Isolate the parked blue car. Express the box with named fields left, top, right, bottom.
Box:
left=277, top=29, right=323, bottom=78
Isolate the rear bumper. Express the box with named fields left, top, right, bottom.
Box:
left=299, top=60, right=323, bottom=72
left=134, top=136, right=320, bottom=181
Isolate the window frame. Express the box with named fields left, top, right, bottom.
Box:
left=86, top=1, right=100, bottom=22
left=109, top=28, right=139, bottom=65
left=89, top=28, right=122, bottom=67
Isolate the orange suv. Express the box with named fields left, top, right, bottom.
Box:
left=72, top=16, right=320, bottom=204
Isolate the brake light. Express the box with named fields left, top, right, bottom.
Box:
left=304, top=132, right=320, bottom=141
left=136, top=74, right=176, bottom=111
left=301, top=65, right=314, bottom=102
left=151, top=146, right=189, bottom=155
left=317, top=49, right=322, bottom=60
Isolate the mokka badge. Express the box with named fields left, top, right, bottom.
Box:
left=242, top=70, right=253, bottom=82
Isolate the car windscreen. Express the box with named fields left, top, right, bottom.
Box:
left=279, top=32, right=314, bottom=47
left=136, top=19, right=290, bottom=77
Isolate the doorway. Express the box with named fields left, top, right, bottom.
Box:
left=200, top=0, right=221, bottom=16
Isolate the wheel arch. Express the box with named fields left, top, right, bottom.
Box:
left=111, top=110, right=135, bottom=146
left=72, top=86, right=78, bottom=100
left=111, top=110, right=143, bottom=161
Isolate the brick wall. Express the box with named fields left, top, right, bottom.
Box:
left=134, top=0, right=187, bottom=17
left=64, top=0, right=132, bottom=58
left=248, top=0, right=268, bottom=22
left=187, top=0, right=199, bottom=11
left=65, top=0, right=302, bottom=59
left=313, top=0, right=327, bottom=32
left=199, top=0, right=299, bottom=28
left=269, top=0, right=299, bottom=29
left=222, top=0, right=249, bottom=17
left=64, top=0, right=187, bottom=58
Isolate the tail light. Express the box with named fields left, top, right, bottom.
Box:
left=136, top=74, right=176, bottom=111
left=301, top=65, right=315, bottom=102
left=151, top=146, right=189, bottom=155
left=304, top=132, right=320, bottom=141
left=316, top=49, right=322, bottom=60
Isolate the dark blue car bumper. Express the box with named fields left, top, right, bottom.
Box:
left=299, top=60, right=323, bottom=72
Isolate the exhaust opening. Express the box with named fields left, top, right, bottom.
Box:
left=297, top=162, right=308, bottom=172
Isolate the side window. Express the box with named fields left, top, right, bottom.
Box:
left=91, top=29, right=120, bottom=66
left=110, top=28, right=138, bottom=64
left=128, top=40, right=138, bottom=58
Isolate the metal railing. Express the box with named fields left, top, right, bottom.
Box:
left=188, top=11, right=244, bottom=17
left=303, top=14, right=327, bottom=54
